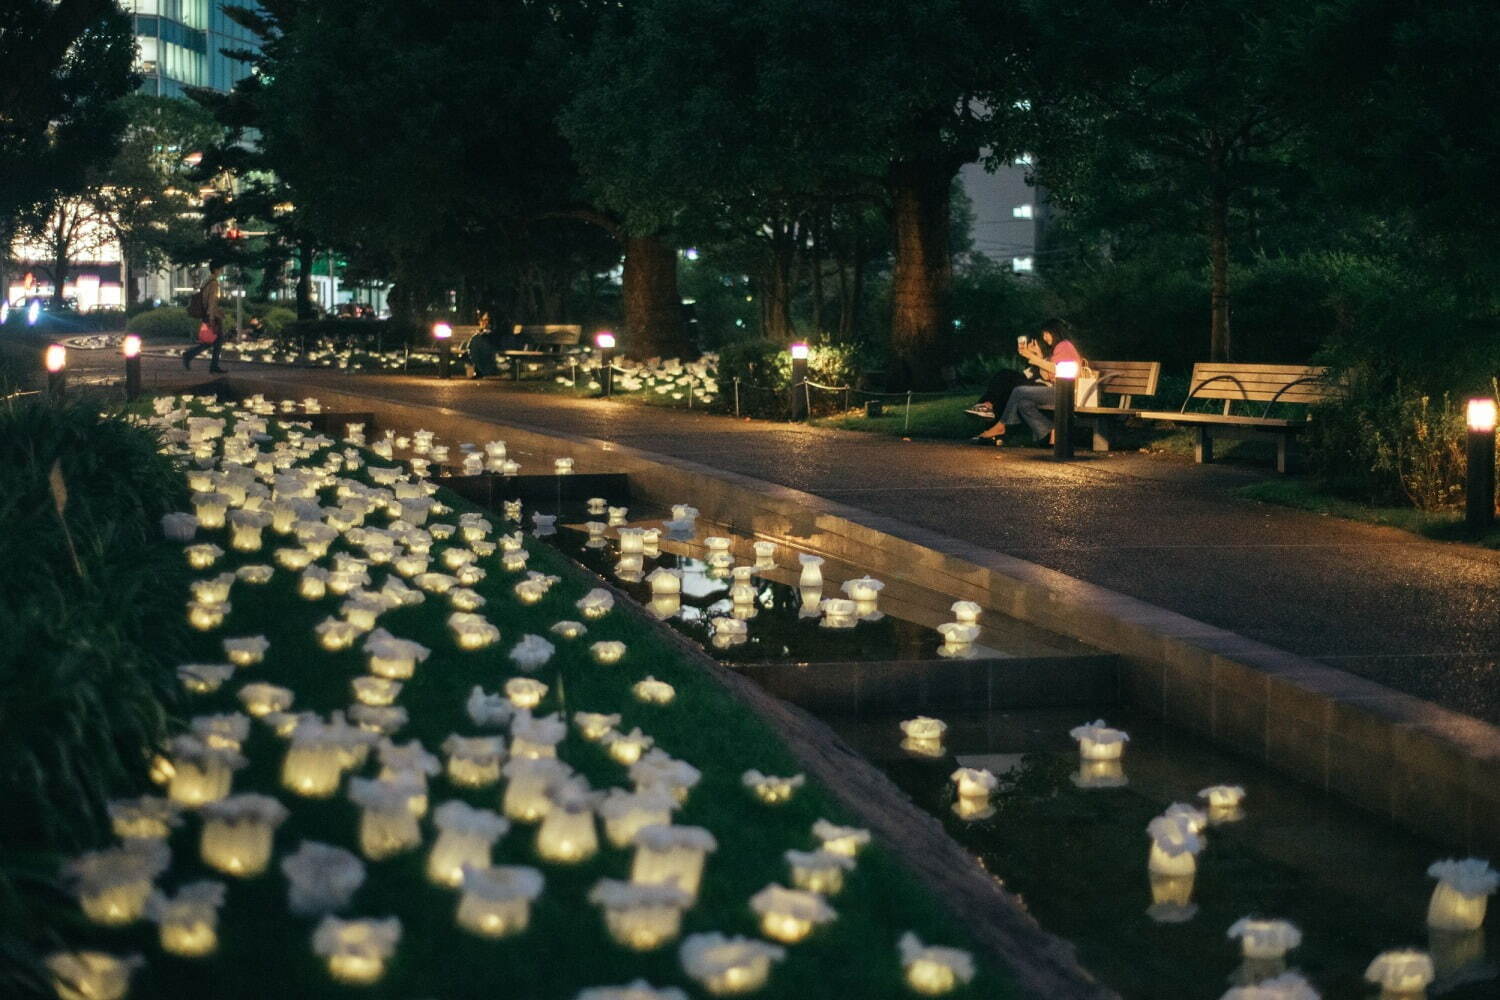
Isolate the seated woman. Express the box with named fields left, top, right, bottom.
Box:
left=972, top=319, right=1084, bottom=445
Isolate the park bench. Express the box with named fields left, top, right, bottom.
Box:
left=1134, top=362, right=1338, bottom=473
left=1035, top=360, right=1161, bottom=451
left=502, top=324, right=584, bottom=380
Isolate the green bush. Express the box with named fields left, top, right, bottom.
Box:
left=715, top=337, right=862, bottom=417
left=258, top=306, right=297, bottom=336
left=125, top=305, right=198, bottom=341
left=951, top=255, right=1049, bottom=357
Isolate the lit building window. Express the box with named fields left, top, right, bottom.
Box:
left=1012, top=204, right=1034, bottom=220
left=1011, top=257, right=1035, bottom=274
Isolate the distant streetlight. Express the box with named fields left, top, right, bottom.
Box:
left=1053, top=359, right=1079, bottom=460
left=122, top=334, right=142, bottom=401
left=1466, top=398, right=1497, bottom=532
left=789, top=342, right=810, bottom=421
left=595, top=331, right=617, bottom=397
left=45, top=343, right=67, bottom=399
left=432, top=322, right=453, bottom=380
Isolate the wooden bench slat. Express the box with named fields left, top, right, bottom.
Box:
left=1135, top=411, right=1301, bottom=428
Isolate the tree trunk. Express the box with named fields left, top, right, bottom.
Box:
left=296, top=242, right=316, bottom=320
left=810, top=213, right=825, bottom=335
left=764, top=221, right=796, bottom=343
left=1208, top=182, right=1231, bottom=362
left=888, top=158, right=955, bottom=388
left=621, top=234, right=688, bottom=359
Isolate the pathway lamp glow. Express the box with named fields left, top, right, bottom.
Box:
left=432, top=321, right=453, bottom=379
left=597, top=330, right=617, bottom=396
left=1466, top=398, right=1496, bottom=531
left=45, top=342, right=66, bottom=398
left=122, top=334, right=142, bottom=400
left=789, top=341, right=810, bottom=420
left=1053, top=358, right=1078, bottom=459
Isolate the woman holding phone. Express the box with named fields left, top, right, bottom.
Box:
left=969, top=318, right=1083, bottom=444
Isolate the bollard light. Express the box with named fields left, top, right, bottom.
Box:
left=122, top=335, right=142, bottom=401
left=45, top=343, right=67, bottom=399
left=1466, top=398, right=1497, bottom=532
left=432, top=322, right=452, bottom=380
left=1053, top=359, right=1078, bottom=459
left=789, top=342, right=810, bottom=421
left=596, top=330, right=616, bottom=397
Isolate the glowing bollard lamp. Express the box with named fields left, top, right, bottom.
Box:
left=1053, top=358, right=1078, bottom=460
left=596, top=330, right=617, bottom=397
left=1466, top=398, right=1496, bottom=532
left=122, top=334, right=142, bottom=401
left=789, top=341, right=809, bottom=421
left=432, top=322, right=453, bottom=380
left=45, top=343, right=67, bottom=399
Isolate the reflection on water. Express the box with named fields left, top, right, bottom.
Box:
left=825, top=707, right=1499, bottom=1000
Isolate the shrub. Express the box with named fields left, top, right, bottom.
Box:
left=714, top=337, right=863, bottom=417
left=125, top=305, right=198, bottom=341
left=258, top=306, right=297, bottom=336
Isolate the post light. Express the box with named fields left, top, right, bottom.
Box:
left=45, top=343, right=67, bottom=398
left=789, top=341, right=809, bottom=421
left=122, top=334, right=144, bottom=401
left=1467, top=398, right=1497, bottom=531
left=432, top=322, right=453, bottom=380
left=595, top=330, right=616, bottom=397
left=1053, top=358, right=1078, bottom=459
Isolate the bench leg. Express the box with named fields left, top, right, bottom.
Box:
left=1091, top=419, right=1112, bottom=453
left=1276, top=435, right=1288, bottom=474
left=1195, top=426, right=1214, bottom=464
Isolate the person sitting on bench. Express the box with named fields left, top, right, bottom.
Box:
left=971, top=318, right=1083, bottom=445
left=467, top=311, right=502, bottom=379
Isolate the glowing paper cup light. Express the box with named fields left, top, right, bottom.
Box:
left=427, top=801, right=510, bottom=887
left=785, top=849, right=855, bottom=896
left=898, top=933, right=975, bottom=996
left=1146, top=813, right=1203, bottom=877
left=1365, top=950, right=1435, bottom=997
left=812, top=819, right=870, bottom=858
left=442, top=734, right=506, bottom=788
left=455, top=865, right=544, bottom=937
left=199, top=793, right=289, bottom=876
left=742, top=770, right=805, bottom=805
left=1426, top=858, right=1499, bottom=931
left=536, top=782, right=602, bottom=863
left=680, top=933, right=786, bottom=996
left=45, top=952, right=142, bottom=1000
left=67, top=842, right=170, bottom=926
left=590, top=879, right=691, bottom=951
left=1070, top=718, right=1130, bottom=760
left=750, top=884, right=836, bottom=944
left=899, top=716, right=948, bottom=758
left=148, top=881, right=225, bottom=958
left=312, top=916, right=401, bottom=986
left=600, top=787, right=676, bottom=849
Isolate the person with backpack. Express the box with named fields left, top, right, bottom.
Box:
left=182, top=262, right=227, bottom=372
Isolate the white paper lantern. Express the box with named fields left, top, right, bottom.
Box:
left=599, top=788, right=677, bottom=849
left=679, top=933, right=785, bottom=996
left=281, top=841, right=366, bottom=915
left=797, top=554, right=824, bottom=588
left=67, top=841, right=170, bottom=926
left=238, top=682, right=293, bottom=718
left=455, top=865, right=544, bottom=938
left=364, top=629, right=431, bottom=679
left=536, top=782, right=602, bottom=863
left=148, top=881, right=225, bottom=957
left=752, top=540, right=777, bottom=569
left=107, top=796, right=179, bottom=841
left=630, top=750, right=701, bottom=803
left=632, top=677, right=675, bottom=705
left=812, top=819, right=870, bottom=858
left=898, top=932, right=975, bottom=996
left=348, top=777, right=424, bottom=860
left=630, top=824, right=717, bottom=900
left=1147, top=814, right=1203, bottom=877
left=161, top=512, right=199, bottom=542
left=167, top=736, right=247, bottom=807
left=1070, top=719, right=1130, bottom=761
left=179, top=662, right=236, bottom=695
left=441, top=734, right=506, bottom=788
left=312, top=916, right=401, bottom=985
left=502, top=757, right=573, bottom=822
left=574, top=711, right=623, bottom=742
left=1199, top=784, right=1246, bottom=823
left=1426, top=858, right=1499, bottom=931
left=200, top=793, right=288, bottom=876
left=899, top=716, right=947, bottom=758
left=741, top=770, right=805, bottom=805
left=187, top=599, right=229, bottom=631
left=45, top=951, right=142, bottom=1000
left=591, top=640, right=627, bottom=665
left=785, top=849, right=855, bottom=896
left=589, top=879, right=691, bottom=951
left=222, top=634, right=270, bottom=667
left=427, top=800, right=511, bottom=887
left=1364, top=949, right=1435, bottom=996
left=352, top=676, right=402, bottom=707
left=448, top=611, right=500, bottom=650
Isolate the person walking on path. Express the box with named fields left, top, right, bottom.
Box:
left=182, top=262, right=228, bottom=373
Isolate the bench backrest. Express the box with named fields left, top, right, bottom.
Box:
left=1084, top=360, right=1161, bottom=408
left=511, top=323, right=583, bottom=347
left=1185, top=362, right=1338, bottom=413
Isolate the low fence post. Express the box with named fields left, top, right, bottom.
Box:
left=904, top=391, right=913, bottom=433
left=734, top=378, right=741, bottom=418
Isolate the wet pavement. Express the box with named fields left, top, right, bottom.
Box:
left=77, top=352, right=1500, bottom=724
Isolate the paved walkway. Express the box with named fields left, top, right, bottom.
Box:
left=95, top=354, right=1500, bottom=724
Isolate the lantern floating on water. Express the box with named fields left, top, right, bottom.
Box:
left=223, top=634, right=270, bottom=667
left=414, top=571, right=458, bottom=595
left=1199, top=784, right=1246, bottom=823
left=950, top=600, right=982, bottom=625
left=590, top=879, right=692, bottom=952
left=510, top=633, right=557, bottom=671
left=631, top=824, right=717, bottom=900
left=575, top=711, right=622, bottom=742
left=442, top=734, right=506, bottom=788
left=167, top=735, right=247, bottom=807
left=456, top=865, right=544, bottom=938
left=1070, top=718, right=1129, bottom=760
left=630, top=749, right=702, bottom=803
left=505, top=677, right=548, bottom=710
left=936, top=622, right=980, bottom=657
left=679, top=933, right=785, bottom=996
left=107, top=796, right=179, bottom=841
left=312, top=915, right=401, bottom=986
left=148, top=881, right=225, bottom=958
left=608, top=506, right=629, bottom=527
left=1426, top=858, right=1499, bottom=932
left=1147, top=872, right=1198, bottom=924
left=1164, top=801, right=1208, bottom=835
left=1147, top=813, right=1203, bottom=877
left=1072, top=758, right=1128, bottom=789
left=797, top=554, right=824, bottom=588
left=502, top=757, right=573, bottom=822
left=67, top=841, right=170, bottom=926
left=647, top=568, right=682, bottom=597
left=161, top=512, right=199, bottom=542
left=899, top=716, right=947, bottom=758
left=348, top=777, right=424, bottom=860
left=1228, top=917, right=1302, bottom=974
left=618, top=527, right=646, bottom=555
left=600, top=787, right=677, bottom=849
left=812, top=819, right=871, bottom=858
left=1365, top=950, right=1435, bottom=998
left=578, top=588, right=615, bottom=619
left=785, top=849, right=855, bottom=896
left=281, top=841, right=366, bottom=915
left=238, top=682, right=294, bottom=718
left=179, top=662, right=235, bottom=695
left=555, top=457, right=575, bottom=475
left=742, top=770, right=805, bottom=805
left=537, top=781, right=602, bottom=863
left=898, top=932, right=975, bottom=996
left=841, top=575, right=883, bottom=603
left=448, top=611, right=500, bottom=650
left=752, top=540, right=777, bottom=569
left=633, top=676, right=675, bottom=705
left=45, top=951, right=142, bottom=1000
left=950, top=767, right=998, bottom=821
left=428, top=800, right=511, bottom=887
left=710, top=617, right=748, bottom=648
left=199, top=793, right=288, bottom=876
left=819, top=598, right=859, bottom=629
left=282, top=718, right=374, bottom=799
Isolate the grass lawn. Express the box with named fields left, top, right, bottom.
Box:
left=1236, top=478, right=1500, bottom=548
left=813, top=392, right=986, bottom=441
left=46, top=395, right=1013, bottom=999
